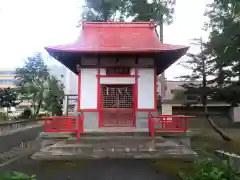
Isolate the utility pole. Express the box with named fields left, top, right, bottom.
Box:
left=159, top=14, right=166, bottom=99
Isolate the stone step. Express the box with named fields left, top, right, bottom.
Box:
left=32, top=142, right=196, bottom=160
left=79, top=131, right=188, bottom=137
left=46, top=139, right=187, bottom=153
left=39, top=132, right=72, bottom=139
left=67, top=136, right=164, bottom=144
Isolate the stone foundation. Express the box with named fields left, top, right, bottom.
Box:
left=32, top=132, right=196, bottom=160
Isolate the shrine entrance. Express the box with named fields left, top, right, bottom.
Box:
left=100, top=85, right=135, bottom=127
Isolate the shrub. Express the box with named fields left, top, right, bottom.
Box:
left=0, top=112, right=8, bottom=121
left=18, top=108, right=32, bottom=119
left=179, top=158, right=240, bottom=180
left=0, top=171, right=36, bottom=180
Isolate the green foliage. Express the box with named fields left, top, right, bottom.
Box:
left=0, top=88, right=21, bottom=114
left=178, top=38, right=232, bottom=141
left=0, top=112, right=8, bottom=121
left=15, top=53, right=49, bottom=117
left=203, top=0, right=240, bottom=107
left=18, top=108, right=32, bottom=120
left=82, top=0, right=176, bottom=25
left=0, top=171, right=36, bottom=180
left=82, top=0, right=127, bottom=21
left=129, top=0, right=176, bottom=25
left=15, top=53, right=65, bottom=117
left=178, top=38, right=215, bottom=106
left=42, top=75, right=65, bottom=116
left=179, top=158, right=240, bottom=180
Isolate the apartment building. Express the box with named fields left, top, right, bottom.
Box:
left=0, top=68, right=16, bottom=88
left=157, top=80, right=230, bottom=116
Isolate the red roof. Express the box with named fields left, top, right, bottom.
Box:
left=45, top=22, right=189, bottom=74
left=45, top=22, right=188, bottom=53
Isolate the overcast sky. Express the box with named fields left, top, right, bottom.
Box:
left=0, top=0, right=212, bottom=80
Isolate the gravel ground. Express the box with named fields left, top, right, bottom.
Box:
left=0, top=156, right=178, bottom=180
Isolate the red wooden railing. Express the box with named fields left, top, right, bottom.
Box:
left=148, top=113, right=195, bottom=136
left=42, top=115, right=84, bottom=140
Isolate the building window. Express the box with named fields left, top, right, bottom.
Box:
left=106, top=67, right=130, bottom=75
left=0, top=71, right=14, bottom=76
left=0, top=79, right=16, bottom=85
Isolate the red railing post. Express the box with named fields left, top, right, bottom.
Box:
left=148, top=112, right=154, bottom=136
left=147, top=115, right=195, bottom=135
left=184, top=117, right=188, bottom=132
left=77, top=112, right=84, bottom=140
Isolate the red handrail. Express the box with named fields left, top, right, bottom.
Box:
left=148, top=113, right=195, bottom=136
left=42, top=115, right=84, bottom=140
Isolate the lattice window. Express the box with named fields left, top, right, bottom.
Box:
left=101, top=85, right=133, bottom=108
left=106, top=67, right=130, bottom=75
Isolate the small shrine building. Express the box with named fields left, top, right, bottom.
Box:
left=45, top=21, right=189, bottom=132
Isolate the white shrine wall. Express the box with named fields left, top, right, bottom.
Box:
left=80, top=69, right=98, bottom=110
left=137, top=68, right=155, bottom=110
left=76, top=67, right=157, bottom=130
left=79, top=68, right=99, bottom=129
left=136, top=68, right=156, bottom=129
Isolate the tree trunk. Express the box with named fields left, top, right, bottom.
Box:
left=204, top=105, right=232, bottom=141
left=35, top=99, right=42, bottom=116
left=6, top=108, right=9, bottom=119
left=31, top=99, right=42, bottom=120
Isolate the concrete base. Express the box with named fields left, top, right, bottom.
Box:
left=38, top=132, right=72, bottom=148
left=32, top=132, right=196, bottom=160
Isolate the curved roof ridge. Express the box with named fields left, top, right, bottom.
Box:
left=81, top=21, right=156, bottom=28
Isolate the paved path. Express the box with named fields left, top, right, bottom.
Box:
left=0, top=124, right=42, bottom=136
left=0, top=157, right=178, bottom=180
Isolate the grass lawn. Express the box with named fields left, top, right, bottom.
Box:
left=153, top=128, right=240, bottom=177
left=191, top=128, right=240, bottom=154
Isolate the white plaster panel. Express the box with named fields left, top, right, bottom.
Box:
left=100, top=77, right=135, bottom=84
left=138, top=68, right=155, bottom=109
left=80, top=69, right=98, bottom=109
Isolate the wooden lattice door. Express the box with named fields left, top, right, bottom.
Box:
left=100, top=85, right=134, bottom=127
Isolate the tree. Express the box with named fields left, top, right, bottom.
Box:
left=204, top=0, right=240, bottom=85
left=82, top=0, right=127, bottom=22
left=42, top=75, right=65, bottom=116
left=204, top=1, right=240, bottom=107
left=15, top=53, right=66, bottom=118
left=82, top=0, right=176, bottom=26
left=15, top=53, right=49, bottom=119
left=0, top=88, right=21, bottom=117
left=179, top=38, right=232, bottom=141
